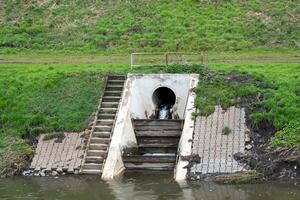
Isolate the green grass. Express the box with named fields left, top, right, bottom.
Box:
left=207, top=64, right=300, bottom=128
left=206, top=63, right=300, bottom=146
left=0, top=64, right=167, bottom=148
left=0, top=70, right=104, bottom=140
left=0, top=0, right=299, bottom=54
left=195, top=72, right=260, bottom=116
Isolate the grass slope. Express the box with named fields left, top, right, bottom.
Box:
left=0, top=63, right=299, bottom=148
left=0, top=0, right=299, bottom=54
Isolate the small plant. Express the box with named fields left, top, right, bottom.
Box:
left=272, top=121, right=300, bottom=147
left=222, top=126, right=231, bottom=135
left=43, top=132, right=64, bottom=141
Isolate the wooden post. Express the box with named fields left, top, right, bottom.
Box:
left=130, top=53, right=134, bottom=69
left=200, top=51, right=204, bottom=66
left=165, top=53, right=169, bottom=66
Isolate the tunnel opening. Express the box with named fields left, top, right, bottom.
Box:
left=152, top=87, right=176, bottom=119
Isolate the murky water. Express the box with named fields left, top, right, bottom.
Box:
left=0, top=172, right=299, bottom=200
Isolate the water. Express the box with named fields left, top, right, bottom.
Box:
left=158, top=105, right=171, bottom=119
left=0, top=172, right=299, bottom=200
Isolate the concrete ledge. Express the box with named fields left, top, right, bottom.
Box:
left=175, top=75, right=199, bottom=181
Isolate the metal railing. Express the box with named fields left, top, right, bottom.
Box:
left=130, top=52, right=204, bottom=68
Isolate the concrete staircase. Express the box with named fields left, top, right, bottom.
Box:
left=123, top=119, right=183, bottom=171
left=81, top=75, right=126, bottom=174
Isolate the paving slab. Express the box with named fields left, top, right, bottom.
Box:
left=191, top=106, right=247, bottom=174
left=30, top=132, right=85, bottom=174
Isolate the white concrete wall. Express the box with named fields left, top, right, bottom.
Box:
left=129, top=74, right=193, bottom=119
left=174, top=76, right=199, bottom=181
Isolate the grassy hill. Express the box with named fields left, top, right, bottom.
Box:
left=0, top=63, right=299, bottom=146
left=0, top=0, right=299, bottom=54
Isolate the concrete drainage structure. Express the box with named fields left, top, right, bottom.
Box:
left=28, top=73, right=248, bottom=180
left=102, top=74, right=199, bottom=181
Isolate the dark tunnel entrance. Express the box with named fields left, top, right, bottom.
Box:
left=152, top=87, right=176, bottom=119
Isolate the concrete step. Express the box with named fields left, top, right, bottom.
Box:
left=93, top=131, right=111, bottom=138
left=107, top=75, right=126, bottom=80
left=89, top=143, right=108, bottom=150
left=107, top=80, right=125, bottom=85
left=101, top=101, right=120, bottom=105
left=81, top=169, right=102, bottom=174
left=134, top=126, right=182, bottom=131
left=97, top=119, right=114, bottom=126
left=106, top=84, right=124, bottom=88
left=139, top=147, right=177, bottom=154
left=123, top=155, right=176, bottom=163
left=124, top=163, right=174, bottom=170
left=101, top=102, right=119, bottom=108
left=83, top=163, right=102, bottom=170
left=99, top=108, right=117, bottom=114
left=104, top=91, right=123, bottom=96
left=135, top=130, right=182, bottom=137
left=137, top=137, right=180, bottom=146
left=85, top=156, right=104, bottom=163
left=95, top=125, right=112, bottom=132
left=103, top=95, right=121, bottom=99
left=138, top=143, right=178, bottom=148
left=90, top=137, right=110, bottom=144
left=98, top=113, right=115, bottom=119
left=133, top=119, right=184, bottom=126
left=87, top=150, right=106, bottom=157
left=102, top=96, right=121, bottom=102
left=106, top=86, right=123, bottom=91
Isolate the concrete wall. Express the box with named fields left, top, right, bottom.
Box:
left=102, top=73, right=199, bottom=181
left=174, top=76, right=199, bottom=181
left=129, top=74, right=193, bottom=119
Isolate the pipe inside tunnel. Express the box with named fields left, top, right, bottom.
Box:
left=152, top=87, right=176, bottom=119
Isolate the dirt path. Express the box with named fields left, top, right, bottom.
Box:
left=0, top=52, right=299, bottom=66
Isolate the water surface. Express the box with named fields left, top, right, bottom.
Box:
left=0, top=172, right=299, bottom=200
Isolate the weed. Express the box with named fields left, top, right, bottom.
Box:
left=272, top=121, right=300, bottom=147
left=222, top=126, right=231, bottom=135
left=43, top=132, right=65, bottom=141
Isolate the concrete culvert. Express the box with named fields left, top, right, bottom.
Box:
left=152, top=87, right=176, bottom=119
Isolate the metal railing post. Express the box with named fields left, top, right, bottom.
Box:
left=130, top=53, right=134, bottom=69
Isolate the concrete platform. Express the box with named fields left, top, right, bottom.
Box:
left=191, top=106, right=247, bottom=174
left=30, top=132, right=85, bottom=173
